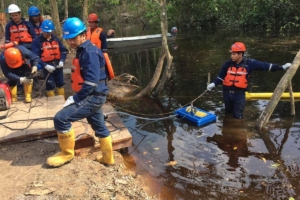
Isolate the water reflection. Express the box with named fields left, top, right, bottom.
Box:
left=207, top=114, right=248, bottom=169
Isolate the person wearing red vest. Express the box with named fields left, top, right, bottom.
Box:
left=86, top=13, right=107, bottom=52
left=32, top=20, right=68, bottom=97
left=207, top=42, right=291, bottom=119
left=5, top=4, right=36, bottom=50
left=28, top=6, right=43, bottom=37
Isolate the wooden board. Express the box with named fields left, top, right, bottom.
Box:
left=0, top=96, right=132, bottom=151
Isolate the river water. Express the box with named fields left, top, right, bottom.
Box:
left=108, top=25, right=300, bottom=199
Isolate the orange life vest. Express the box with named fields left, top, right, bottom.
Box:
left=41, top=40, right=61, bottom=62
left=103, top=52, right=115, bottom=80
left=9, top=24, right=33, bottom=43
left=86, top=27, right=103, bottom=48
left=71, top=58, right=84, bottom=92
left=223, top=66, right=248, bottom=89
left=34, top=27, right=42, bottom=36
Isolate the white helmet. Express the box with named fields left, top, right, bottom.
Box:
left=8, top=4, right=21, bottom=13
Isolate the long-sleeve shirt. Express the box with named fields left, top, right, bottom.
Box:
left=73, top=40, right=108, bottom=103
left=31, top=34, right=68, bottom=68
left=213, top=57, right=284, bottom=91
left=99, top=31, right=107, bottom=52
left=5, top=18, right=36, bottom=50
left=0, top=45, right=39, bottom=82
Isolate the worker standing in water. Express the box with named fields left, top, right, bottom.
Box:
left=46, top=17, right=114, bottom=167
left=207, top=42, right=291, bottom=119
left=86, top=13, right=107, bottom=52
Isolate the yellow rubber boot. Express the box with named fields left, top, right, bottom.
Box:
left=56, top=87, right=65, bottom=96
left=46, top=90, right=55, bottom=97
left=24, top=83, right=33, bottom=103
left=46, top=128, right=75, bottom=167
left=9, top=86, right=17, bottom=102
left=96, top=135, right=115, bottom=165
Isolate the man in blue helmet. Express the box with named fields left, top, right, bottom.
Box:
left=32, top=19, right=68, bottom=97
left=28, top=6, right=44, bottom=37
left=46, top=17, right=113, bottom=168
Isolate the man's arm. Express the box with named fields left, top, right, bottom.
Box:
left=100, top=31, right=107, bottom=52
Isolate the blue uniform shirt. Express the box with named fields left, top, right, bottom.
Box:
left=73, top=40, right=108, bottom=103
left=0, top=45, right=39, bottom=83
left=213, top=57, right=284, bottom=91
left=100, top=31, right=107, bottom=52
left=5, top=18, right=36, bottom=50
left=31, top=34, right=68, bottom=68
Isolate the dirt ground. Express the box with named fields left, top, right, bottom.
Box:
left=0, top=50, right=155, bottom=199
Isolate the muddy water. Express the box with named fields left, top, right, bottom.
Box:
left=108, top=27, right=300, bottom=199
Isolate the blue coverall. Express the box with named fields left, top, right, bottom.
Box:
left=53, top=40, right=109, bottom=137
left=0, top=45, right=39, bottom=87
left=212, top=57, right=285, bottom=119
left=5, top=18, right=36, bottom=50
left=31, top=34, right=68, bottom=91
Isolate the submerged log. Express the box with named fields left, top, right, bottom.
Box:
left=256, top=50, right=300, bottom=130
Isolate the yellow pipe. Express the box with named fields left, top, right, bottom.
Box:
left=245, top=92, right=300, bottom=100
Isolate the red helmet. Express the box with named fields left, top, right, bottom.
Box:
left=88, top=13, right=99, bottom=22
left=230, top=42, right=246, bottom=52
left=4, top=47, right=23, bottom=68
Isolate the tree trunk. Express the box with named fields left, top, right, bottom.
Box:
left=82, top=0, right=88, bottom=24
left=0, top=0, right=4, bottom=11
left=131, top=0, right=173, bottom=100
left=256, top=50, right=300, bottom=130
left=64, top=0, right=68, bottom=20
left=49, top=0, right=62, bottom=39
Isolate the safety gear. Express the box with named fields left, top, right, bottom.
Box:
left=171, top=27, right=178, bottom=35
left=71, top=58, right=84, bottom=92
left=223, top=66, right=248, bottom=89
left=86, top=27, right=103, bottom=48
left=28, top=6, right=40, bottom=16
left=34, top=27, right=42, bottom=36
left=207, top=83, right=215, bottom=91
left=45, top=64, right=56, bottom=73
left=4, top=47, right=24, bottom=68
left=103, top=53, right=115, bottom=80
left=24, top=83, right=33, bottom=103
left=41, top=19, right=55, bottom=33
left=282, top=63, right=291, bottom=70
left=20, top=77, right=33, bottom=84
left=8, top=4, right=20, bottom=13
left=57, top=87, right=65, bottom=96
left=64, top=96, right=75, bottom=107
left=46, top=129, right=75, bottom=167
left=41, top=41, right=61, bottom=62
left=62, top=17, right=86, bottom=39
left=96, top=135, right=114, bottom=165
left=88, top=13, right=99, bottom=22
left=0, top=41, right=18, bottom=49
left=46, top=90, right=55, bottom=97
left=31, top=66, right=37, bottom=74
left=9, top=86, right=17, bottom=102
left=56, top=61, right=64, bottom=68
left=9, top=24, right=33, bottom=43
left=230, top=42, right=246, bottom=52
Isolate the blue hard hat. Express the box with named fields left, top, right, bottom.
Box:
left=63, top=17, right=86, bottom=39
left=28, top=6, right=40, bottom=16
left=41, top=19, right=55, bottom=32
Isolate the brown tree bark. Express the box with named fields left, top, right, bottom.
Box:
left=82, top=0, right=88, bottom=24
left=49, top=0, right=62, bottom=39
left=256, top=50, right=300, bottom=130
left=64, top=0, right=68, bottom=20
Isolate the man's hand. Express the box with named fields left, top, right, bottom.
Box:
left=45, top=64, right=56, bottom=73
left=63, top=96, right=75, bottom=107
left=20, top=77, right=33, bottom=84
left=31, top=66, right=37, bottom=74
left=282, top=63, right=291, bottom=70
left=207, top=83, right=215, bottom=91
left=56, top=61, right=64, bottom=68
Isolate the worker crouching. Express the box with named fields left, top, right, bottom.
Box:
left=0, top=46, right=38, bottom=103
left=46, top=17, right=114, bottom=167
left=32, top=19, right=68, bottom=97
